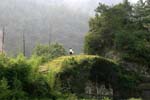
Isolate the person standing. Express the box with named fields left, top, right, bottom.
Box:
left=69, top=48, right=74, bottom=55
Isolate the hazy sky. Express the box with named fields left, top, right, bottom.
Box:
left=66, top=0, right=138, bottom=14
left=34, top=0, right=139, bottom=14
left=36, top=0, right=139, bottom=4
left=63, top=0, right=139, bottom=5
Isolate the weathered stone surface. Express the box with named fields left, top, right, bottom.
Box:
left=138, top=77, right=150, bottom=100
left=142, top=90, right=150, bottom=100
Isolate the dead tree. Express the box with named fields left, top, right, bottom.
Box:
left=2, top=27, right=5, bottom=53
left=23, top=32, right=26, bottom=56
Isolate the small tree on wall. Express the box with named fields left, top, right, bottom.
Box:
left=33, top=43, right=66, bottom=62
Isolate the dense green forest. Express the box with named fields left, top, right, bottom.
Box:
left=0, top=0, right=150, bottom=100
left=84, top=0, right=150, bottom=75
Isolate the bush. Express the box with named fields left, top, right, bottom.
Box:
left=0, top=78, right=11, bottom=100
left=0, top=54, right=56, bottom=99
left=25, top=77, right=51, bottom=98
left=33, top=43, right=66, bottom=62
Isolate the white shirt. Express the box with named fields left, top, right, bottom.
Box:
left=69, top=49, right=74, bottom=54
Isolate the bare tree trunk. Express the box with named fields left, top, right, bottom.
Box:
left=23, top=32, right=26, bottom=56
left=2, top=27, right=5, bottom=53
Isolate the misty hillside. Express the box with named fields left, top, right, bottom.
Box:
left=0, top=0, right=137, bottom=56
left=0, top=0, right=98, bottom=56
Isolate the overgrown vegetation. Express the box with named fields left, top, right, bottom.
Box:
left=0, top=53, right=54, bottom=100
left=0, top=0, right=149, bottom=100
left=33, top=43, right=66, bottom=62
left=84, top=0, right=150, bottom=75
left=40, top=55, right=141, bottom=99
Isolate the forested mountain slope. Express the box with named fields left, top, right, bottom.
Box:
left=0, top=0, right=93, bottom=55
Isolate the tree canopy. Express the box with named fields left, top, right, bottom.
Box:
left=33, top=43, right=66, bottom=62
left=84, top=0, right=150, bottom=75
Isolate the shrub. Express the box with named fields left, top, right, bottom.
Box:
left=0, top=54, right=55, bottom=99
left=0, top=78, right=11, bottom=100
left=33, top=43, right=66, bottom=62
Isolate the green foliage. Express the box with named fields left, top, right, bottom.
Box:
left=115, top=30, right=150, bottom=64
left=0, top=53, right=10, bottom=67
left=59, top=58, right=91, bottom=94
left=66, top=94, right=78, bottom=100
left=0, top=52, right=142, bottom=99
left=10, top=78, right=28, bottom=100
left=46, top=70, right=56, bottom=90
left=128, top=98, right=142, bottom=100
left=0, top=54, right=57, bottom=100
left=84, top=2, right=133, bottom=56
left=9, top=54, right=31, bottom=86
left=133, top=0, right=150, bottom=31
left=84, top=33, right=103, bottom=55
left=84, top=0, right=150, bottom=74
left=25, top=77, right=51, bottom=98
left=0, top=78, right=11, bottom=100
left=46, top=55, right=140, bottom=98
left=33, top=43, right=66, bottom=62
left=0, top=1, right=149, bottom=99
left=102, top=97, right=111, bottom=100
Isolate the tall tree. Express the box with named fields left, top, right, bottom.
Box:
left=133, top=0, right=150, bottom=31
left=85, top=1, right=133, bottom=56
left=84, top=0, right=150, bottom=74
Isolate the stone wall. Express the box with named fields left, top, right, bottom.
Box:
left=138, top=77, right=150, bottom=100
left=142, top=90, right=150, bottom=100
left=85, top=81, right=113, bottom=96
